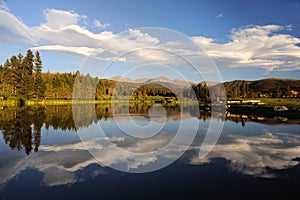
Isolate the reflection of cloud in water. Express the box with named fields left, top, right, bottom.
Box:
left=0, top=146, right=103, bottom=187
left=1, top=132, right=300, bottom=188
left=189, top=132, right=300, bottom=178
left=80, top=135, right=189, bottom=170
left=0, top=135, right=189, bottom=187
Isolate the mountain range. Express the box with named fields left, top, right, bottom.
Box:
left=109, top=76, right=300, bottom=92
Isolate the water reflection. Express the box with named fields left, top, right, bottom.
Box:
left=0, top=107, right=44, bottom=154
left=0, top=104, right=300, bottom=187
left=0, top=104, right=299, bottom=154
left=1, top=129, right=300, bottom=187
left=189, top=132, right=300, bottom=178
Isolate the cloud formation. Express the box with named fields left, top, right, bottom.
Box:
left=93, top=19, right=110, bottom=29
left=192, top=25, right=300, bottom=72
left=0, top=3, right=300, bottom=73
left=43, top=9, right=80, bottom=29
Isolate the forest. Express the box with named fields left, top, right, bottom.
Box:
left=1, top=51, right=299, bottom=103
left=0, top=50, right=209, bottom=102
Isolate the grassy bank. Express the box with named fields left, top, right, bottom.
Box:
left=227, top=98, right=300, bottom=111
left=1, top=97, right=299, bottom=110
left=0, top=97, right=183, bottom=107
left=226, top=98, right=300, bottom=119
left=256, top=98, right=300, bottom=111
left=0, top=99, right=127, bottom=106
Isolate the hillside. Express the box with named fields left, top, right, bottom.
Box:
left=222, top=78, right=300, bottom=98
left=249, top=78, right=300, bottom=91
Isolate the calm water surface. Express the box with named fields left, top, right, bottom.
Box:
left=0, top=104, right=299, bottom=199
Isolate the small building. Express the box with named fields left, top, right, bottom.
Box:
left=291, top=90, right=299, bottom=97
left=274, top=106, right=288, bottom=111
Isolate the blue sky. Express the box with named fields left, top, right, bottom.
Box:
left=0, top=0, right=300, bottom=82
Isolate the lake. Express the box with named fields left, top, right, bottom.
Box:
left=0, top=104, right=300, bottom=199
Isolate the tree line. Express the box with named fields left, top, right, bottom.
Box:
left=0, top=50, right=45, bottom=100
left=2, top=51, right=297, bottom=103
left=0, top=51, right=196, bottom=101
left=0, top=51, right=215, bottom=102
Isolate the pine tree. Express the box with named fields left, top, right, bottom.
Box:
left=10, top=55, right=22, bottom=96
left=22, top=50, right=35, bottom=99
left=34, top=51, right=46, bottom=99
left=0, top=60, right=12, bottom=97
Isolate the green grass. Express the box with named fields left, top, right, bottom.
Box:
left=255, top=98, right=300, bottom=111
left=0, top=97, right=182, bottom=107
left=227, top=98, right=300, bottom=111
left=1, top=97, right=299, bottom=110
left=0, top=100, right=17, bottom=106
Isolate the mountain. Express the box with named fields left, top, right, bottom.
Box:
left=109, top=76, right=300, bottom=98
left=110, top=76, right=193, bottom=88
left=223, top=78, right=300, bottom=92
left=109, top=76, right=135, bottom=83
left=142, top=77, right=192, bottom=88
left=249, top=78, right=300, bottom=91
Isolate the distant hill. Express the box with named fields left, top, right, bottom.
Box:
left=109, top=76, right=135, bottom=83
left=249, top=78, right=300, bottom=91
left=221, top=78, right=300, bottom=98
left=110, top=76, right=193, bottom=88
left=110, top=76, right=300, bottom=99
left=223, top=78, right=300, bottom=91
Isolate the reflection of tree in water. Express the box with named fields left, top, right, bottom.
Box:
left=1, top=104, right=287, bottom=154
left=0, top=104, right=183, bottom=154
left=33, top=107, right=45, bottom=152
left=44, top=106, right=75, bottom=130
left=0, top=107, right=44, bottom=154
left=0, top=106, right=75, bottom=154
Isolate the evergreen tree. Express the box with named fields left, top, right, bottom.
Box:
left=34, top=51, right=46, bottom=99
left=2, top=59, right=13, bottom=96
left=22, top=50, right=35, bottom=99
left=10, top=55, right=22, bottom=96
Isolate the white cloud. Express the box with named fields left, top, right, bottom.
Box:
left=31, top=45, right=95, bottom=56
left=0, top=4, right=35, bottom=43
left=0, top=3, right=300, bottom=73
left=286, top=24, right=293, bottom=31
left=191, top=25, right=300, bottom=72
left=80, top=14, right=88, bottom=26
left=0, top=6, right=162, bottom=60
left=215, top=13, right=223, bottom=18
left=43, top=9, right=80, bottom=29
left=93, top=19, right=110, bottom=29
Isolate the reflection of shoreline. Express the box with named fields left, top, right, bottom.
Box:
left=0, top=104, right=299, bottom=155
left=225, top=112, right=298, bottom=126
